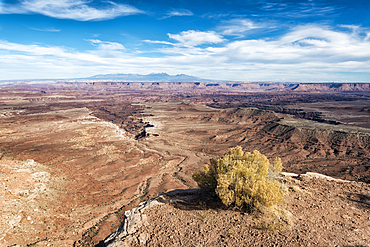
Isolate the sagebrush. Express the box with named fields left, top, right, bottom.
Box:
left=193, top=146, right=284, bottom=210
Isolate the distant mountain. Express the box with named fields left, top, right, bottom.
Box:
left=87, top=73, right=222, bottom=82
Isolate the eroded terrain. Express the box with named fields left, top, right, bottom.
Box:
left=0, top=83, right=370, bottom=245
left=131, top=175, right=370, bottom=247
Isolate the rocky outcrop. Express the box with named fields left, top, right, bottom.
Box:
left=292, top=83, right=370, bottom=92
left=261, top=117, right=370, bottom=157
left=103, top=173, right=355, bottom=246
left=103, top=199, right=162, bottom=247
left=281, top=171, right=350, bottom=182
left=103, top=189, right=200, bottom=246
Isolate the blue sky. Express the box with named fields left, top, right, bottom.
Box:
left=0, top=0, right=369, bottom=82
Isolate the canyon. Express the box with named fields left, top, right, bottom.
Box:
left=0, top=82, right=369, bottom=246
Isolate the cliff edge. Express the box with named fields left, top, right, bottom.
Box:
left=99, top=173, right=370, bottom=247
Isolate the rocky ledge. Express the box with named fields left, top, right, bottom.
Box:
left=102, top=172, right=370, bottom=246
left=103, top=189, right=201, bottom=246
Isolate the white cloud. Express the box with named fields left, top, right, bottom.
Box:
left=168, top=30, right=224, bottom=47
left=366, top=33, right=370, bottom=42
left=0, top=0, right=143, bottom=21
left=339, top=24, right=360, bottom=31
left=208, top=25, right=370, bottom=66
left=0, top=25, right=370, bottom=82
left=261, top=2, right=288, bottom=11
left=143, top=40, right=174, bottom=46
left=87, top=39, right=125, bottom=50
left=0, top=40, right=69, bottom=57
left=0, top=1, right=27, bottom=14
left=164, top=8, right=193, bottom=18
left=296, top=2, right=338, bottom=17
left=260, top=0, right=339, bottom=18
left=218, top=19, right=260, bottom=37
left=0, top=39, right=121, bottom=65
left=28, top=26, right=60, bottom=32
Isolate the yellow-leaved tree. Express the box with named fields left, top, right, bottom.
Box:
left=193, top=146, right=284, bottom=210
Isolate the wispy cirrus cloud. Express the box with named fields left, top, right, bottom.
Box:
left=260, top=1, right=289, bottom=11
left=27, top=26, right=60, bottom=32
left=87, top=39, right=125, bottom=50
left=143, top=40, right=174, bottom=46
left=0, top=0, right=144, bottom=21
left=0, top=39, right=101, bottom=62
left=218, top=19, right=261, bottom=37
left=168, top=30, right=224, bottom=47
left=296, top=1, right=338, bottom=17
left=260, top=0, right=339, bottom=18
left=161, top=8, right=193, bottom=19
left=86, top=39, right=126, bottom=58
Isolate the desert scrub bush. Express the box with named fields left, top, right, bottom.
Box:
left=193, top=146, right=284, bottom=211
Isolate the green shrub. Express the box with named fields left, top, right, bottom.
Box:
left=193, top=146, right=284, bottom=210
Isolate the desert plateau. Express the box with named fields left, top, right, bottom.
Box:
left=2, top=0, right=370, bottom=245
left=1, top=82, right=370, bottom=246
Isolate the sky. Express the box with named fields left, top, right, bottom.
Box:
left=0, top=0, right=370, bottom=82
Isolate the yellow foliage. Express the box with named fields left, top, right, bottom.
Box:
left=193, top=146, right=284, bottom=210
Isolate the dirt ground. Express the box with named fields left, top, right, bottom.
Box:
left=1, top=85, right=370, bottom=246
left=133, top=175, right=370, bottom=247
